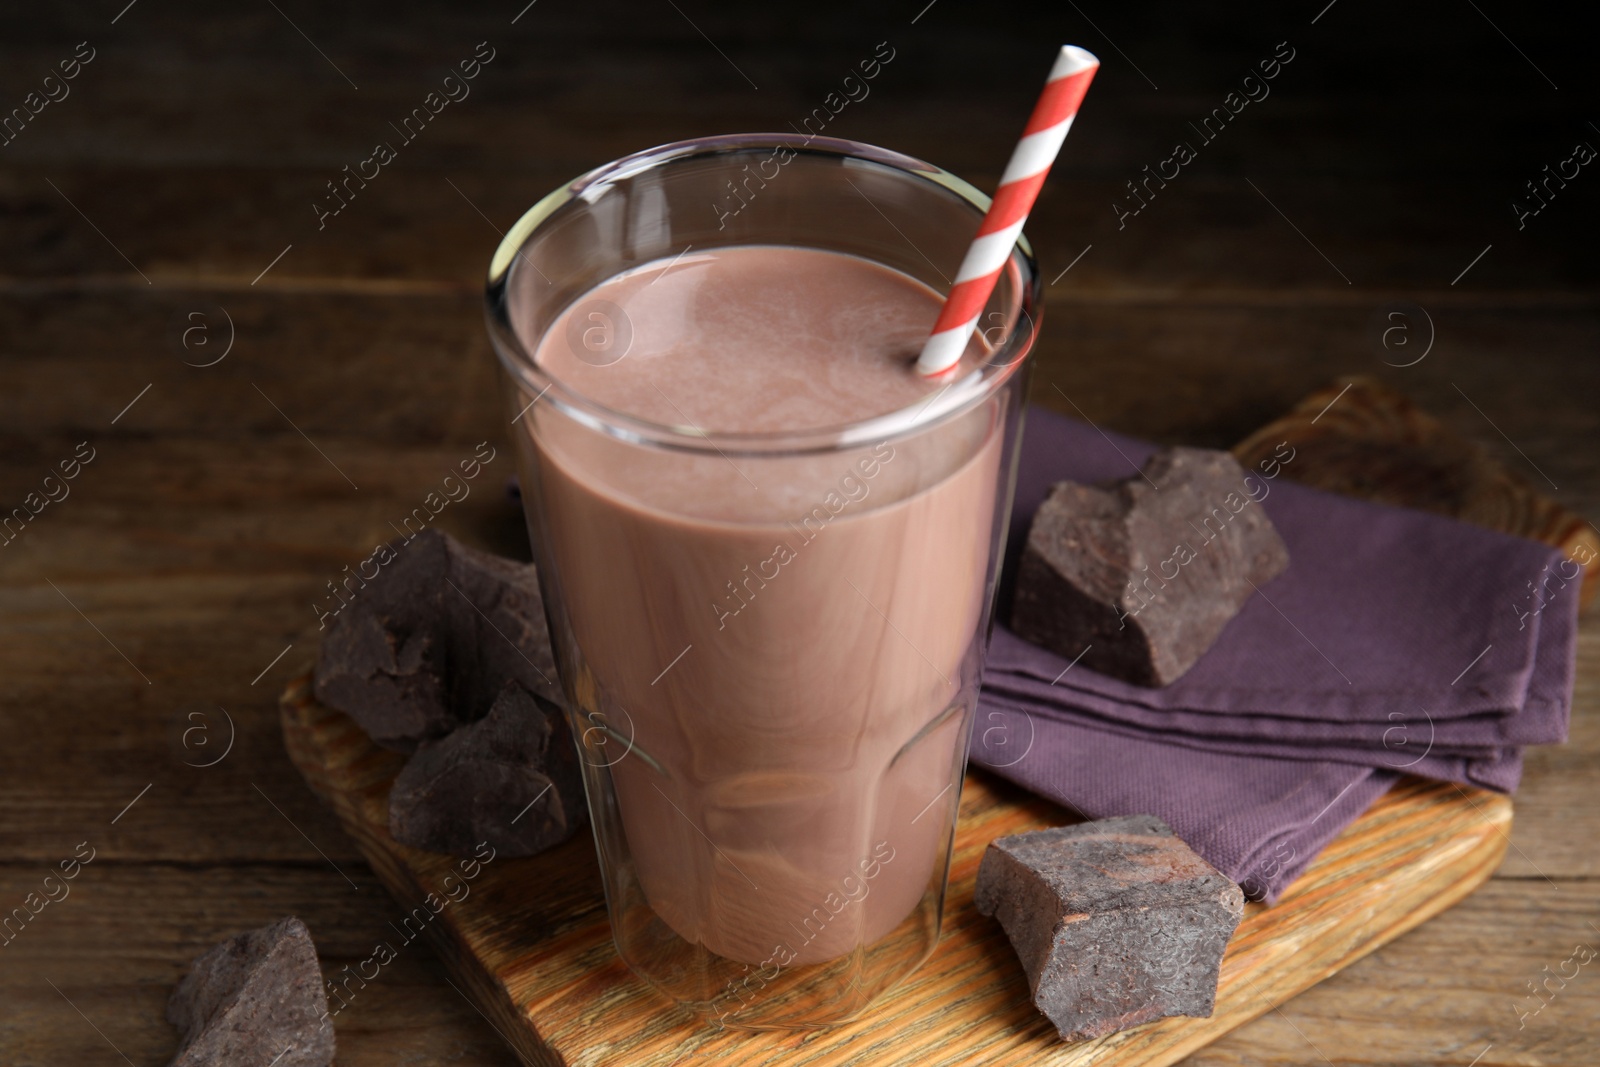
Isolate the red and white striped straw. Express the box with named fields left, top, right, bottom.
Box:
left=916, top=45, right=1100, bottom=377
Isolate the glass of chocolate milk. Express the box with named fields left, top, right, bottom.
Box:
left=486, top=135, right=1039, bottom=1029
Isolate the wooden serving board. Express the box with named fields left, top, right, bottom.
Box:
left=281, top=672, right=1511, bottom=1067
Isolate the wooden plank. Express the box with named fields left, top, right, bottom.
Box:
left=0, top=0, right=1588, bottom=185
left=1190, top=877, right=1600, bottom=1066
left=6, top=867, right=1594, bottom=1067
left=0, top=290, right=1594, bottom=499
left=280, top=672, right=1513, bottom=1067
left=0, top=862, right=520, bottom=1067
left=4, top=170, right=1596, bottom=294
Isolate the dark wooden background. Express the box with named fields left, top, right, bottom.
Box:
left=1, top=1, right=1595, bottom=1064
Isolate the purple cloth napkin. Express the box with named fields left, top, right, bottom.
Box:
left=971, top=406, right=1580, bottom=901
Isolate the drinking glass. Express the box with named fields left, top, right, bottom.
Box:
left=485, top=134, right=1039, bottom=1030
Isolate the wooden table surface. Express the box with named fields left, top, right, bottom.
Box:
left=1, top=2, right=1594, bottom=1064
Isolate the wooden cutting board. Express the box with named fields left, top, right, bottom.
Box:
left=281, top=672, right=1510, bottom=1067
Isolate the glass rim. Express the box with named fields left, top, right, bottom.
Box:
left=484, top=133, right=1041, bottom=457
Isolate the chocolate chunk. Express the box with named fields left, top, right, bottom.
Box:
left=314, top=528, right=562, bottom=750
left=975, top=815, right=1244, bottom=1042
left=389, top=681, right=585, bottom=858
left=317, top=612, right=448, bottom=748
left=1010, top=446, right=1289, bottom=686
left=166, top=916, right=334, bottom=1067
left=312, top=529, right=584, bottom=859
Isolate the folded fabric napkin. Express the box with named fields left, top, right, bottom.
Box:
left=971, top=406, right=1579, bottom=901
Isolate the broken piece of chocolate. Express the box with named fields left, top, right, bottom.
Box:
left=311, top=529, right=585, bottom=861
left=166, top=916, right=334, bottom=1067
left=314, top=528, right=562, bottom=750
left=389, top=681, right=586, bottom=857
left=975, top=815, right=1244, bottom=1042
left=1010, top=446, right=1289, bottom=686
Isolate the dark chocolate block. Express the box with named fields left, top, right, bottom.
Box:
left=975, top=815, right=1244, bottom=1042
left=389, top=681, right=586, bottom=857
left=166, top=916, right=334, bottom=1067
left=314, top=528, right=562, bottom=750
left=1010, top=446, right=1289, bottom=686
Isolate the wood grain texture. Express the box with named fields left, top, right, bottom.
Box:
left=0, top=863, right=521, bottom=1067
left=1233, top=376, right=1600, bottom=607
left=3, top=0, right=1597, bottom=1063
left=281, top=672, right=1513, bottom=1067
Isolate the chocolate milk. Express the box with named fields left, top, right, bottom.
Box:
left=525, top=246, right=1004, bottom=966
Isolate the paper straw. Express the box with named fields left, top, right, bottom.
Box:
left=916, top=45, right=1100, bottom=377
